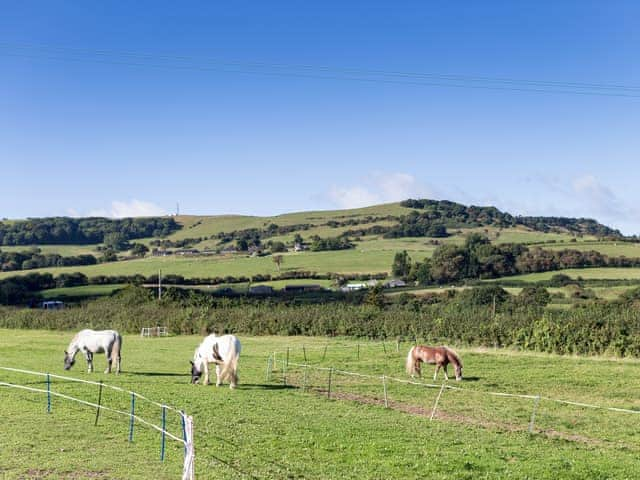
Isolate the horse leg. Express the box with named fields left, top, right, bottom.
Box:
left=116, top=353, right=121, bottom=374
left=215, top=364, right=222, bottom=387
left=105, top=353, right=112, bottom=374
left=202, top=362, right=210, bottom=385
left=86, top=351, right=93, bottom=373
left=433, top=364, right=440, bottom=381
left=443, top=364, right=449, bottom=381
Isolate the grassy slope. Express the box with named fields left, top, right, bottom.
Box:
left=0, top=330, right=638, bottom=479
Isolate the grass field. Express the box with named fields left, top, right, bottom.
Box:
left=40, top=284, right=127, bottom=300
left=1, top=330, right=639, bottom=479
left=492, top=267, right=640, bottom=282
left=542, top=241, right=640, bottom=257
left=0, top=244, right=99, bottom=257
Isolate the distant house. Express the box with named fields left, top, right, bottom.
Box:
left=293, top=243, right=307, bottom=252
left=220, top=246, right=237, bottom=254
left=41, top=300, right=64, bottom=310
left=248, top=246, right=263, bottom=256
left=151, top=249, right=172, bottom=257
left=343, top=283, right=367, bottom=292
left=249, top=285, right=274, bottom=295
left=175, top=249, right=199, bottom=256
left=283, top=284, right=322, bottom=293
left=383, top=279, right=406, bottom=288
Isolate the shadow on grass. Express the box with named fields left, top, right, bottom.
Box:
left=237, top=383, right=296, bottom=390
left=461, top=376, right=481, bottom=382
left=126, top=371, right=188, bottom=377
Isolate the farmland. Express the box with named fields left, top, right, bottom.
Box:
left=1, top=330, right=639, bottom=479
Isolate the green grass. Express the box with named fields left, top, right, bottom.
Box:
left=0, top=247, right=432, bottom=281
left=40, top=284, right=126, bottom=300
left=0, top=244, right=99, bottom=256
left=1, top=330, right=639, bottom=479
left=492, top=267, right=640, bottom=282
left=542, top=241, right=640, bottom=257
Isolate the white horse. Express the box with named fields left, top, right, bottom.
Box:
left=190, top=334, right=241, bottom=389
left=64, top=329, right=122, bottom=374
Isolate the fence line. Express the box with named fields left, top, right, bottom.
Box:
left=0, top=366, right=183, bottom=413
left=278, top=358, right=640, bottom=417
left=0, top=368, right=194, bottom=480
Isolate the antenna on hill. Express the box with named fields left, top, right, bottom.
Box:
left=176, top=202, right=180, bottom=216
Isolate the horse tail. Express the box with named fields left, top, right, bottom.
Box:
left=405, top=346, right=416, bottom=376
left=220, top=337, right=240, bottom=387
left=444, top=346, right=462, bottom=367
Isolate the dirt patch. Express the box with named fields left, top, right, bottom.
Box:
left=312, top=387, right=607, bottom=447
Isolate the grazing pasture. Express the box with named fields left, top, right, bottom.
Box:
left=1, top=330, right=639, bottom=479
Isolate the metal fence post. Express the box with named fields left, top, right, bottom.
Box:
left=160, top=405, right=167, bottom=461
left=322, top=344, right=328, bottom=361
left=303, top=364, right=308, bottom=392
left=529, top=395, right=541, bottom=434
left=382, top=340, right=387, bottom=354
left=128, top=392, right=136, bottom=442
left=356, top=343, right=360, bottom=360
left=382, top=375, right=388, bottom=408
left=303, top=345, right=307, bottom=363
left=46, top=373, right=51, bottom=413
left=283, top=359, right=287, bottom=386
left=266, top=355, right=273, bottom=382
left=327, top=367, right=333, bottom=399
left=94, top=380, right=103, bottom=426
left=286, top=347, right=290, bottom=367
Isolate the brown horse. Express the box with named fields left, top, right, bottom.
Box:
left=405, top=345, right=463, bottom=381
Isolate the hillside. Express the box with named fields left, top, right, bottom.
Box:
left=2, top=200, right=640, bottom=306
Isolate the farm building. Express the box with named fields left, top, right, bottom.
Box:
left=283, top=284, right=323, bottom=293
left=384, top=279, right=406, bottom=288
left=249, top=285, right=274, bottom=295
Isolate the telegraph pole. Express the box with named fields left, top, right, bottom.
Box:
left=158, top=269, right=162, bottom=301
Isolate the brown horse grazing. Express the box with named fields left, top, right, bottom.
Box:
left=406, top=345, right=463, bottom=381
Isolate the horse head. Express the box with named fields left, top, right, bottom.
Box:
left=63, top=350, right=75, bottom=370
left=454, top=362, right=463, bottom=381
left=190, top=360, right=201, bottom=384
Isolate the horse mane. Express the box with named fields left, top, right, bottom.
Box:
left=444, top=346, right=462, bottom=367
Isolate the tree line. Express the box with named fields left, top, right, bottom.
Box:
left=0, top=248, right=97, bottom=272
left=0, top=217, right=180, bottom=245
left=392, top=233, right=640, bottom=284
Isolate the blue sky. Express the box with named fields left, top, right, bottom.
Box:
left=1, top=2, right=639, bottom=234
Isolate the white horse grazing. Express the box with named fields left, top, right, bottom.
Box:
left=64, top=329, right=122, bottom=374
left=190, top=334, right=241, bottom=389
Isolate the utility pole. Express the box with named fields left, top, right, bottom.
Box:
left=158, top=269, right=162, bottom=301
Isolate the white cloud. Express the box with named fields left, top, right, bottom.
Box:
left=87, top=199, right=167, bottom=218
left=328, top=172, right=431, bottom=209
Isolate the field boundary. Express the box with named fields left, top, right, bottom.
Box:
left=0, top=366, right=194, bottom=480
left=267, top=345, right=640, bottom=444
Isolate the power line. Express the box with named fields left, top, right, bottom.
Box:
left=1, top=42, right=638, bottom=98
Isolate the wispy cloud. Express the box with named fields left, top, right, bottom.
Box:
left=328, top=172, right=433, bottom=209
left=85, top=199, right=167, bottom=218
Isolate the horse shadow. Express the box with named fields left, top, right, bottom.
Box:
left=237, top=383, right=296, bottom=391
left=461, top=376, right=481, bottom=382
left=126, top=371, right=188, bottom=377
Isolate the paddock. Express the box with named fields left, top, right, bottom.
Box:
left=1, top=330, right=639, bottom=479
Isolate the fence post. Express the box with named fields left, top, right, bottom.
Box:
left=356, top=343, right=360, bottom=360
left=182, top=415, right=195, bottom=480
left=382, top=339, right=387, bottom=354
left=282, top=359, right=287, bottom=386
left=128, top=392, right=136, bottom=442
left=46, top=373, right=51, bottom=413
left=430, top=383, right=446, bottom=421
left=266, top=355, right=273, bottom=382
left=94, top=380, right=103, bottom=426
left=303, top=364, right=308, bottom=392
left=286, top=347, right=290, bottom=367
left=303, top=345, right=307, bottom=363
left=396, top=338, right=400, bottom=353
left=181, top=410, right=187, bottom=457
left=528, top=395, right=541, bottom=434
left=327, top=367, right=333, bottom=399
left=382, top=375, right=388, bottom=408
left=160, top=405, right=167, bottom=461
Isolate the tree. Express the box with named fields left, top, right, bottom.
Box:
left=270, top=241, right=287, bottom=253
left=294, top=233, right=304, bottom=245
left=273, top=254, right=284, bottom=272
left=130, top=243, right=149, bottom=257
left=103, top=232, right=129, bottom=251
left=391, top=251, right=411, bottom=278
left=364, top=283, right=385, bottom=308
